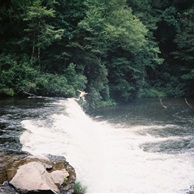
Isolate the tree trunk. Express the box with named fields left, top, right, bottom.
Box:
left=31, top=32, right=35, bottom=65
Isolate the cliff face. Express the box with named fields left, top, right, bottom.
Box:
left=0, top=153, right=76, bottom=194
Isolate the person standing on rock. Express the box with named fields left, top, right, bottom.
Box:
left=77, top=90, right=87, bottom=102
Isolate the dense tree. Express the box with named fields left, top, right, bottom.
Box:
left=77, top=0, right=155, bottom=103
left=0, top=0, right=194, bottom=108
left=22, top=0, right=64, bottom=66
left=173, top=5, right=194, bottom=95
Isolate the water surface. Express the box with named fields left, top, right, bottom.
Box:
left=1, top=97, right=194, bottom=193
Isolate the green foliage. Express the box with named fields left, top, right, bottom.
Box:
left=64, top=63, right=87, bottom=91
left=35, top=73, right=68, bottom=96
left=0, top=54, right=86, bottom=97
left=63, top=177, right=68, bottom=183
left=108, top=57, right=137, bottom=101
left=0, top=87, right=15, bottom=97
left=22, top=0, right=64, bottom=64
left=77, top=0, right=156, bottom=105
left=173, top=6, right=194, bottom=64
left=139, top=88, right=166, bottom=98
left=161, top=6, right=180, bottom=31
left=1, top=0, right=194, bottom=106
left=104, top=4, right=147, bottom=52
left=99, top=99, right=117, bottom=108
left=0, top=54, right=38, bottom=94
left=74, top=181, right=87, bottom=194
left=79, top=0, right=148, bottom=54
left=35, top=63, right=87, bottom=97
left=173, top=5, right=194, bottom=95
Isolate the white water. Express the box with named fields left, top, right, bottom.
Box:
left=20, top=98, right=194, bottom=193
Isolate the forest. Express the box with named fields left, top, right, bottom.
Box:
left=0, top=0, right=194, bottom=108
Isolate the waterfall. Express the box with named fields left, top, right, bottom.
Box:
left=20, top=98, right=194, bottom=193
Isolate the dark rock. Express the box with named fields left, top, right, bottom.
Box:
left=0, top=181, right=18, bottom=194
left=62, top=185, right=71, bottom=191
left=46, top=155, right=66, bottom=163
left=44, top=164, right=53, bottom=171
left=60, top=189, right=74, bottom=194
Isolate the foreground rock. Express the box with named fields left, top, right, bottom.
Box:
left=0, top=154, right=76, bottom=194
left=0, top=152, right=27, bottom=184
left=10, top=161, right=60, bottom=193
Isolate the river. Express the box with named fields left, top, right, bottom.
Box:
left=0, top=97, right=194, bottom=193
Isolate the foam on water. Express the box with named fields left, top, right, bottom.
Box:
left=20, top=98, right=194, bottom=193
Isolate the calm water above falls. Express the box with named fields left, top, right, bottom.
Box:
left=0, top=97, right=194, bottom=193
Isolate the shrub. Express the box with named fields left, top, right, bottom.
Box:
left=73, top=181, right=87, bottom=194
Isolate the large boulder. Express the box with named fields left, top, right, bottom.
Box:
left=10, top=161, right=59, bottom=193
left=0, top=154, right=76, bottom=194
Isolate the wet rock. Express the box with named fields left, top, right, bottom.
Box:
left=0, top=152, right=28, bottom=183
left=0, top=154, right=76, bottom=194
left=10, top=161, right=59, bottom=193
left=0, top=181, right=18, bottom=194
left=44, top=164, right=53, bottom=171
left=62, top=185, right=71, bottom=191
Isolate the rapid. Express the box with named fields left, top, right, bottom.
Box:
left=1, top=97, right=194, bottom=193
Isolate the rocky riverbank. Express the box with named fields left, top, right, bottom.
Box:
left=0, top=152, right=76, bottom=194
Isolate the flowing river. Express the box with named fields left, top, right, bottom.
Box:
left=0, top=97, right=194, bottom=193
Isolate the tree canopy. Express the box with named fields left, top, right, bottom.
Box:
left=0, top=0, right=194, bottom=108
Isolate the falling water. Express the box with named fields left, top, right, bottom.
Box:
left=20, top=98, right=194, bottom=193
